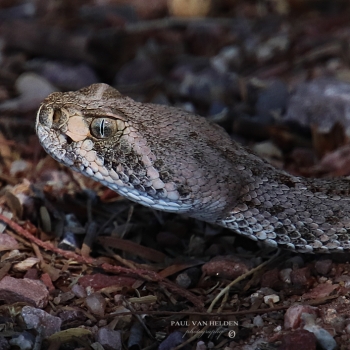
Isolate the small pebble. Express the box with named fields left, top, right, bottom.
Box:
left=85, top=293, right=106, bottom=318
left=72, top=284, right=87, bottom=298
left=21, top=306, right=61, bottom=338
left=96, top=328, right=122, bottom=350
left=280, top=268, right=292, bottom=283
left=315, top=259, right=332, bottom=275
left=0, top=72, right=57, bottom=112
left=279, top=329, right=317, bottom=350
left=9, top=332, right=34, bottom=350
left=253, top=315, right=264, bottom=328
left=10, top=160, right=30, bottom=176
left=263, top=294, right=280, bottom=304
left=285, top=77, right=350, bottom=136
left=175, top=267, right=201, bottom=289
left=290, top=267, right=311, bottom=286
left=210, top=45, right=242, bottom=73
left=0, top=276, right=49, bottom=308
left=284, top=305, right=318, bottom=329
left=196, top=340, right=207, bottom=350
left=0, top=233, right=19, bottom=251
left=261, top=268, right=283, bottom=289
left=302, top=313, right=337, bottom=350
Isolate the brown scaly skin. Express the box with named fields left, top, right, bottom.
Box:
left=36, top=83, right=350, bottom=253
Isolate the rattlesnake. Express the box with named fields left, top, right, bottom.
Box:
left=35, top=83, right=350, bottom=253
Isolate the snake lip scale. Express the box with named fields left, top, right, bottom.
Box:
left=36, top=83, right=350, bottom=254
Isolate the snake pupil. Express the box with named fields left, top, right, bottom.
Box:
left=90, top=118, right=117, bottom=139
left=100, top=119, right=105, bottom=137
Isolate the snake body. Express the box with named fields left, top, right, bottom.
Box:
left=35, top=83, right=350, bottom=253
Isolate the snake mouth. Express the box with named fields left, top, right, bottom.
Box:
left=65, top=134, right=74, bottom=145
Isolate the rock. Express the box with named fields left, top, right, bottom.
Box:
left=252, top=141, right=283, bottom=161
left=322, top=308, right=346, bottom=333
left=263, top=294, right=280, bottom=305
left=10, top=160, right=30, bottom=176
left=250, top=287, right=277, bottom=304
left=255, top=34, right=289, bottom=62
left=314, top=259, right=333, bottom=275
left=279, top=268, right=292, bottom=284
left=196, top=340, right=207, bottom=350
left=285, top=256, right=305, bottom=269
left=96, top=328, right=122, bottom=350
left=290, top=267, right=311, bottom=286
left=0, top=73, right=57, bottom=113
left=285, top=78, right=350, bottom=135
left=72, top=283, right=87, bottom=298
left=261, top=268, right=284, bottom=290
left=346, top=324, right=350, bottom=334
left=85, top=293, right=107, bottom=318
left=253, top=315, right=264, bottom=328
left=21, top=306, right=61, bottom=338
left=8, top=332, right=34, bottom=350
left=302, top=313, right=337, bottom=350
left=175, top=267, right=201, bottom=289
left=285, top=77, right=350, bottom=157
left=284, top=304, right=318, bottom=329
left=59, top=309, right=86, bottom=325
left=0, top=276, right=49, bottom=308
left=279, top=330, right=317, bottom=350
left=211, top=45, right=242, bottom=73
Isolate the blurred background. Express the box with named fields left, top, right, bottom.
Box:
left=2, top=0, right=350, bottom=177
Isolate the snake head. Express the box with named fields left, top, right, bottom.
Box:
left=36, top=83, right=247, bottom=222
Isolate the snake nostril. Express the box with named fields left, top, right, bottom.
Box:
left=66, top=135, right=73, bottom=145
left=53, top=109, right=62, bottom=124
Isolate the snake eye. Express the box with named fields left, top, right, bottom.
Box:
left=90, top=118, right=117, bottom=139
